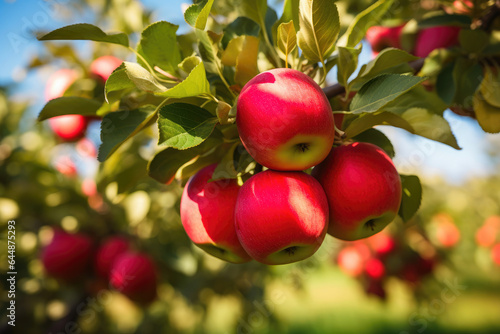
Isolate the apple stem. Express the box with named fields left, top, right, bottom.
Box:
left=254, top=163, right=263, bottom=174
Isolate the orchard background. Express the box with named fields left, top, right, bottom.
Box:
left=1, top=0, right=500, bottom=333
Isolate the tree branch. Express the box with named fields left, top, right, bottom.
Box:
left=477, top=0, right=500, bottom=31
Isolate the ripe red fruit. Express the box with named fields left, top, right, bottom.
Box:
left=110, top=253, right=157, bottom=304
left=235, top=170, right=329, bottom=265
left=49, top=115, right=88, bottom=141
left=94, top=236, right=130, bottom=278
left=367, top=232, right=396, bottom=257
left=41, top=230, right=93, bottom=282
left=236, top=68, right=335, bottom=171
left=337, top=245, right=368, bottom=277
left=180, top=164, right=251, bottom=263
left=365, top=25, right=404, bottom=57
left=365, top=258, right=385, bottom=280
left=414, top=26, right=461, bottom=58
left=433, top=213, right=460, bottom=248
left=90, top=55, right=122, bottom=82
left=312, top=142, right=402, bottom=241
left=54, top=155, right=77, bottom=176
left=492, top=244, right=500, bottom=266
left=45, top=68, right=78, bottom=101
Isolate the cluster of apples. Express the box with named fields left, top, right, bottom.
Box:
left=336, top=231, right=437, bottom=299
left=475, top=215, right=500, bottom=266
left=45, top=55, right=122, bottom=141
left=41, top=230, right=158, bottom=304
left=180, top=68, right=402, bottom=265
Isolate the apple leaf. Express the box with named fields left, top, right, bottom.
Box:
left=38, top=23, right=129, bottom=47
left=197, top=30, right=223, bottom=75
left=459, top=29, right=489, bottom=54
left=418, top=14, right=471, bottom=28
left=184, top=0, right=215, bottom=30
left=157, top=103, right=218, bottom=150
left=148, top=136, right=222, bottom=184
left=221, top=35, right=260, bottom=86
left=352, top=128, right=395, bottom=158
left=98, top=107, right=156, bottom=162
left=122, top=62, right=167, bottom=94
left=137, top=21, right=181, bottom=75
left=341, top=0, right=394, bottom=48
left=105, top=63, right=135, bottom=103
left=350, top=74, right=425, bottom=114
left=277, top=21, right=297, bottom=63
left=275, top=0, right=300, bottom=33
left=473, top=91, right=500, bottom=134
left=452, top=58, right=483, bottom=108
left=398, top=174, right=422, bottom=223
left=157, top=56, right=211, bottom=98
left=479, top=67, right=500, bottom=108
left=38, top=97, right=102, bottom=121
left=238, top=0, right=268, bottom=28
left=297, top=0, right=340, bottom=63
left=223, top=17, right=260, bottom=48
left=337, top=46, right=361, bottom=89
left=435, top=61, right=456, bottom=105
left=212, top=141, right=240, bottom=180
left=344, top=111, right=414, bottom=139
left=350, top=48, right=418, bottom=90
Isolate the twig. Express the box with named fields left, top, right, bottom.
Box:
left=476, top=0, right=500, bottom=31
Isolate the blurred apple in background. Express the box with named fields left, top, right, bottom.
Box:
left=41, top=229, right=93, bottom=282
left=236, top=68, right=335, bottom=171
left=90, top=55, right=123, bottom=82
left=365, top=24, right=405, bottom=57
left=235, top=170, right=328, bottom=265
left=432, top=213, right=461, bottom=248
left=492, top=243, right=500, bottom=266
left=475, top=215, right=500, bottom=247
left=312, top=142, right=402, bottom=241
left=94, top=236, right=131, bottom=278
left=180, top=164, right=251, bottom=264
left=414, top=26, right=461, bottom=58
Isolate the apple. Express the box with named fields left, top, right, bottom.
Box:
left=54, top=155, right=77, bottom=176
left=414, top=26, right=461, bottom=58
left=180, top=164, right=251, bottom=263
left=445, top=0, right=473, bottom=14
left=364, top=257, right=385, bottom=280
left=367, top=232, right=396, bottom=257
left=109, top=252, right=157, bottom=304
left=337, top=244, right=369, bottom=277
left=48, top=114, right=88, bottom=141
left=236, top=68, right=335, bottom=171
left=492, top=243, right=500, bottom=266
left=41, top=229, right=93, bottom=282
left=476, top=216, right=500, bottom=247
left=365, top=25, right=404, bottom=57
left=45, top=68, right=78, bottom=101
left=433, top=213, right=460, bottom=248
left=90, top=55, right=122, bottom=82
left=312, top=142, right=402, bottom=241
left=94, top=236, right=130, bottom=278
left=235, top=170, right=328, bottom=265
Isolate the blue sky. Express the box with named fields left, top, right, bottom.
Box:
left=0, top=0, right=496, bottom=184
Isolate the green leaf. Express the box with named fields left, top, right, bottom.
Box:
left=479, top=67, right=500, bottom=108
left=184, top=0, right=215, bottom=30
left=212, top=141, right=240, bottom=180
left=342, top=0, right=395, bottom=48
left=105, top=63, right=135, bottom=103
left=157, top=56, right=211, bottom=98
left=197, top=30, right=223, bottom=74
left=297, top=0, right=340, bottom=63
left=38, top=97, right=102, bottom=121
left=38, top=23, right=129, bottom=47
left=148, top=136, right=221, bottom=184
left=276, top=0, right=300, bottom=32
left=435, top=61, right=456, bottom=105
left=157, top=103, right=218, bottom=150
left=352, top=128, right=395, bottom=158
left=398, top=174, right=422, bottom=223
left=216, top=101, right=232, bottom=125
left=337, top=46, right=361, bottom=89
left=277, top=21, right=297, bottom=63
left=418, top=14, right=471, bottom=28
left=222, top=17, right=260, bottom=48
left=452, top=58, right=483, bottom=108
left=344, top=111, right=414, bottom=139
left=351, top=48, right=418, bottom=89
left=221, top=36, right=260, bottom=86
left=122, top=62, right=167, bottom=94
left=238, top=0, right=268, bottom=27
left=473, top=91, right=500, bottom=134
left=350, top=74, right=425, bottom=114
left=459, top=29, right=489, bottom=54
left=98, top=107, right=156, bottom=162
left=137, top=21, right=181, bottom=75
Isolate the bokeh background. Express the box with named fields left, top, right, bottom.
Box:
left=1, top=0, right=500, bottom=333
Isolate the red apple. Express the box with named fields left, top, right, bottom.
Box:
left=90, top=55, right=122, bottom=82
left=236, top=68, right=335, bottom=171
left=45, top=68, right=78, bottom=101
left=76, top=138, right=98, bottom=158
left=365, top=25, right=405, bottom=57
left=48, top=114, right=88, bottom=141
left=445, top=1, right=473, bottom=14
left=109, top=253, right=157, bottom=304
left=235, top=170, right=328, bottom=265
left=180, top=164, right=251, bottom=263
left=337, top=245, right=368, bottom=277
left=312, top=142, right=402, bottom=241
left=41, top=230, right=93, bottom=282
left=367, top=232, right=396, bottom=257
left=94, top=236, right=130, bottom=278
left=365, top=257, right=385, bottom=279
left=414, top=26, right=461, bottom=58
left=492, top=243, right=500, bottom=266
left=433, top=213, right=460, bottom=248
left=54, top=155, right=77, bottom=176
